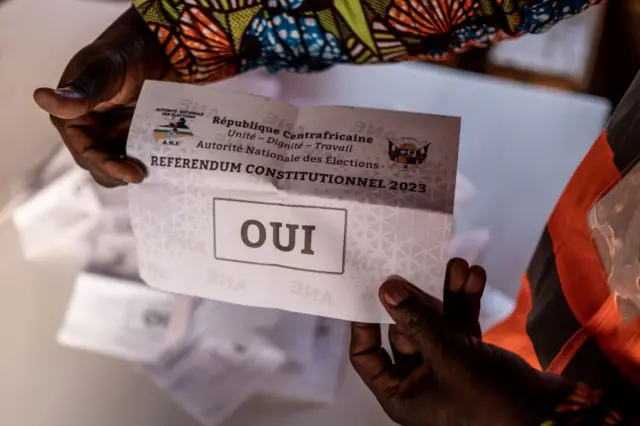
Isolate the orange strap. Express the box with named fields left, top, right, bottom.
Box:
left=546, top=296, right=617, bottom=375
left=546, top=132, right=619, bottom=325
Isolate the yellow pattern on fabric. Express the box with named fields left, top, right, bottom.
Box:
left=344, top=36, right=374, bottom=63
left=212, top=11, right=229, bottom=30
left=333, top=0, right=378, bottom=54
left=358, top=49, right=373, bottom=62
left=363, top=0, right=393, bottom=21
left=148, top=1, right=169, bottom=24
left=335, top=11, right=352, bottom=40
left=502, top=0, right=523, bottom=32
left=375, top=32, right=394, bottom=40
left=317, top=9, right=340, bottom=39
left=478, top=0, right=495, bottom=15
left=134, top=0, right=184, bottom=24
left=229, top=6, right=262, bottom=50
left=363, top=4, right=376, bottom=22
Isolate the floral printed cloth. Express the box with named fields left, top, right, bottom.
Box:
left=133, top=0, right=604, bottom=82
left=542, top=383, right=625, bottom=426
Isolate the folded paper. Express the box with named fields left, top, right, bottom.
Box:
left=128, top=81, right=460, bottom=322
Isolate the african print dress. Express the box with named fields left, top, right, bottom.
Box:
left=133, top=0, right=604, bottom=82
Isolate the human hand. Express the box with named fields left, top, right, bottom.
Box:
left=33, top=7, right=168, bottom=187
left=350, top=258, right=570, bottom=426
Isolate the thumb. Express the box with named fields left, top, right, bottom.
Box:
left=34, top=48, right=126, bottom=119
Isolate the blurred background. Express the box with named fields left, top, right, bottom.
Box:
left=0, top=0, right=638, bottom=425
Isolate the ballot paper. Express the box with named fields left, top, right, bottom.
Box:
left=57, top=272, right=177, bottom=363
left=128, top=80, right=460, bottom=323
left=257, top=317, right=349, bottom=403
left=12, top=167, right=103, bottom=262
left=147, top=298, right=293, bottom=425
left=147, top=333, right=285, bottom=426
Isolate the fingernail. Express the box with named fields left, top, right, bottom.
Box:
left=54, top=86, right=77, bottom=97
left=446, top=258, right=470, bottom=293
left=382, top=280, right=410, bottom=307
left=123, top=161, right=145, bottom=184
left=464, top=266, right=487, bottom=295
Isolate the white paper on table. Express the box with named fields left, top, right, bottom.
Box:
left=10, top=146, right=77, bottom=206
left=146, top=334, right=285, bottom=426
left=57, top=272, right=177, bottom=363
left=161, top=297, right=346, bottom=406
left=127, top=81, right=460, bottom=323
left=164, top=295, right=197, bottom=349
left=260, top=311, right=318, bottom=367
left=85, top=208, right=140, bottom=282
left=12, top=168, right=102, bottom=262
left=258, top=317, right=349, bottom=403
left=184, top=301, right=319, bottom=376
left=160, top=296, right=317, bottom=368
left=187, top=299, right=284, bottom=342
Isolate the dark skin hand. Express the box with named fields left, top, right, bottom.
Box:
left=33, top=7, right=168, bottom=187
left=351, top=258, right=572, bottom=426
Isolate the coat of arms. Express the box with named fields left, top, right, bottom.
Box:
left=388, top=138, right=430, bottom=168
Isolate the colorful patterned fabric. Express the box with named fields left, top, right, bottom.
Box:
left=133, top=0, right=604, bottom=82
left=541, top=383, right=624, bottom=426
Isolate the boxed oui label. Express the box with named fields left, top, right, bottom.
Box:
left=127, top=80, right=460, bottom=323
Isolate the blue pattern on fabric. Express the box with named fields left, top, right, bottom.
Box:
left=245, top=12, right=348, bottom=73
left=521, top=0, right=602, bottom=33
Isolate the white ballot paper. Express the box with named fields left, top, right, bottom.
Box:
left=57, top=272, right=176, bottom=363
left=128, top=81, right=460, bottom=323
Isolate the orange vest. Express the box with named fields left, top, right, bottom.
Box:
left=484, top=72, right=640, bottom=412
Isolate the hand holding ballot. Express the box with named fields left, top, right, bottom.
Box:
left=351, top=258, right=570, bottom=426
left=32, top=8, right=167, bottom=187
left=126, top=80, right=460, bottom=323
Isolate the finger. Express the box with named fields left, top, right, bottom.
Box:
left=444, top=259, right=486, bottom=338
left=387, top=275, right=443, bottom=315
left=388, top=325, right=423, bottom=370
left=464, top=265, right=487, bottom=322
left=34, top=48, right=126, bottom=119
left=63, top=128, right=144, bottom=185
left=95, top=155, right=145, bottom=185
left=82, top=143, right=144, bottom=185
left=465, top=265, right=487, bottom=299
left=89, top=170, right=128, bottom=188
left=395, top=364, right=432, bottom=399
left=379, top=278, right=451, bottom=365
left=350, top=322, right=402, bottom=398
left=444, top=257, right=470, bottom=293
left=51, top=116, right=144, bottom=185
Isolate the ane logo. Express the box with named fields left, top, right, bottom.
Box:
left=388, top=138, right=430, bottom=168
left=153, top=117, right=193, bottom=146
